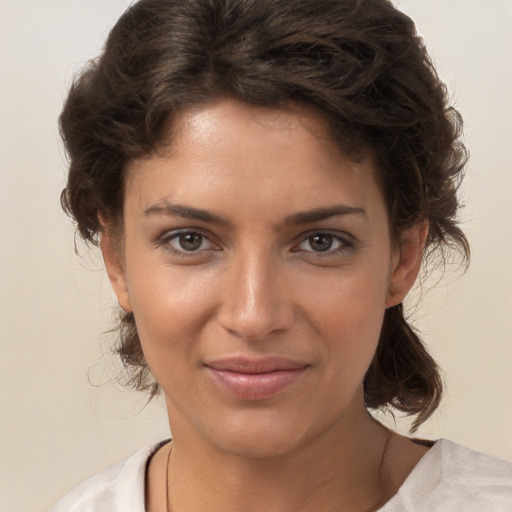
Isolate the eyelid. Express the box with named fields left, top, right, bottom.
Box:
left=156, top=228, right=221, bottom=255
left=155, top=227, right=354, bottom=257
left=291, top=229, right=354, bottom=254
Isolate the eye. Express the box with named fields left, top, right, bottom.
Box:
left=295, top=231, right=352, bottom=255
left=160, top=230, right=216, bottom=254
left=302, top=234, right=338, bottom=252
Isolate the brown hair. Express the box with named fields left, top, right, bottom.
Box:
left=60, top=0, right=469, bottom=430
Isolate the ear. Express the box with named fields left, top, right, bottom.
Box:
left=99, top=226, right=133, bottom=313
left=385, top=222, right=429, bottom=308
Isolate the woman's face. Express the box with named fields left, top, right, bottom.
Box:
left=103, top=98, right=422, bottom=457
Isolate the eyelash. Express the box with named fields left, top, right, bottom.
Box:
left=156, top=229, right=219, bottom=257
left=292, top=230, right=354, bottom=258
left=156, top=229, right=354, bottom=259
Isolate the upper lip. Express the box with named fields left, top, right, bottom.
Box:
left=204, top=356, right=309, bottom=374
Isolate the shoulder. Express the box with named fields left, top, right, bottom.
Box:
left=382, top=439, right=512, bottom=511
left=436, top=439, right=512, bottom=476
left=428, top=439, right=512, bottom=490
left=50, top=441, right=168, bottom=512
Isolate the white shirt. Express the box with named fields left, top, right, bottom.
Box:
left=50, top=439, right=512, bottom=511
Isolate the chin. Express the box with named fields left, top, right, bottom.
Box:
left=213, top=430, right=306, bottom=460
left=197, top=407, right=337, bottom=460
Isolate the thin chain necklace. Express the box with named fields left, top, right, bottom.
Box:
left=163, top=432, right=392, bottom=511
left=165, top=442, right=173, bottom=512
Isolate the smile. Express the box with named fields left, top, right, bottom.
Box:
left=204, top=357, right=309, bottom=400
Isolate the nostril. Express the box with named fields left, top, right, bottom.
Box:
left=217, top=300, right=294, bottom=342
left=216, top=255, right=294, bottom=340
left=218, top=290, right=292, bottom=341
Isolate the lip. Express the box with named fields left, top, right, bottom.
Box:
left=204, top=357, right=309, bottom=400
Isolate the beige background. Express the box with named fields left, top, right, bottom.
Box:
left=1, top=1, right=511, bottom=510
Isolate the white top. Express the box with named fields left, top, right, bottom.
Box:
left=50, top=439, right=512, bottom=511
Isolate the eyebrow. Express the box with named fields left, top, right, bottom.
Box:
left=283, top=205, right=366, bottom=225
left=144, top=201, right=230, bottom=225
left=144, top=201, right=365, bottom=226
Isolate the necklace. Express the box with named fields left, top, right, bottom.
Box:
left=165, top=442, right=173, bottom=512
left=163, top=432, right=392, bottom=511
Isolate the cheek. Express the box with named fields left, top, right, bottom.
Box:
left=125, top=260, right=218, bottom=379
left=304, top=261, right=389, bottom=331
left=300, top=267, right=388, bottom=376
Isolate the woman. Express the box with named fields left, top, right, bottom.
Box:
left=51, top=0, right=512, bottom=510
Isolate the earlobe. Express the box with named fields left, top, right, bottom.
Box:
left=99, top=227, right=133, bottom=313
left=385, top=222, right=429, bottom=308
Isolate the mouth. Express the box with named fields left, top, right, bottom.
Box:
left=204, top=357, right=309, bottom=400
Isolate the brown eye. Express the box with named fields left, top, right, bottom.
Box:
left=308, top=234, right=335, bottom=252
left=295, top=231, right=352, bottom=256
left=165, top=231, right=214, bottom=253
left=178, top=233, right=204, bottom=251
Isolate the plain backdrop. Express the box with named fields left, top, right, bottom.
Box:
left=1, top=1, right=511, bottom=510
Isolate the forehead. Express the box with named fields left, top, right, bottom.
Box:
left=173, top=99, right=367, bottom=165
left=124, top=98, right=385, bottom=223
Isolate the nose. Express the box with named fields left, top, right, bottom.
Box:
left=216, top=249, right=294, bottom=341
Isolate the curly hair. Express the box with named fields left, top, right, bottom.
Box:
left=60, top=0, right=469, bottom=431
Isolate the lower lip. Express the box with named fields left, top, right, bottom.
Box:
left=205, top=367, right=307, bottom=400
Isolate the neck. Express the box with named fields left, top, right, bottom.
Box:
left=162, top=397, right=401, bottom=512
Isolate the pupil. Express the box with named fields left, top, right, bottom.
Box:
left=310, top=234, right=333, bottom=252
left=179, top=233, right=202, bottom=251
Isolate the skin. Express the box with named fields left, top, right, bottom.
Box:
left=101, top=98, right=430, bottom=512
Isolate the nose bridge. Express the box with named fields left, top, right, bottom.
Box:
left=218, top=242, right=292, bottom=341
